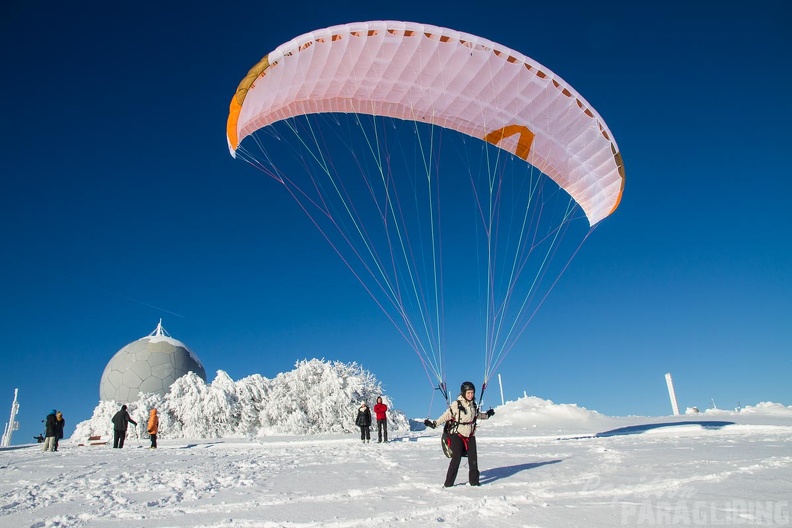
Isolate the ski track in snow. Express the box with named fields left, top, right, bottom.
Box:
left=1, top=422, right=791, bottom=528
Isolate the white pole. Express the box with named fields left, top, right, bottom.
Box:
left=665, top=373, right=680, bottom=416
left=1, top=389, right=19, bottom=447
left=497, top=374, right=505, bottom=406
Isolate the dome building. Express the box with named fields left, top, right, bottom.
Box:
left=99, top=321, right=207, bottom=402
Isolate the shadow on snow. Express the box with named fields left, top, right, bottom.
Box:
left=480, top=459, right=563, bottom=484
left=560, top=420, right=736, bottom=440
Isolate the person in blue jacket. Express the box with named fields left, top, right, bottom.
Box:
left=41, top=410, right=58, bottom=452
left=53, top=411, right=65, bottom=451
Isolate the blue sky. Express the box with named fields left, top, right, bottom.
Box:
left=1, top=1, right=790, bottom=444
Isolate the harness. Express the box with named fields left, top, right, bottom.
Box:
left=441, top=400, right=478, bottom=458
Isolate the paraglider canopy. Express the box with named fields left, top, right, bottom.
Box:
left=227, top=20, right=624, bottom=406
left=227, top=20, right=624, bottom=226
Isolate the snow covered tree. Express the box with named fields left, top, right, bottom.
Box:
left=72, top=359, right=408, bottom=441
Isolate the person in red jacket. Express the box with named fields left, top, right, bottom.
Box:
left=374, top=396, right=388, bottom=443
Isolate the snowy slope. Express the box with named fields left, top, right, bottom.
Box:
left=2, top=398, right=790, bottom=528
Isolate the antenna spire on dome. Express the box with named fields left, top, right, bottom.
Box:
left=150, top=319, right=172, bottom=338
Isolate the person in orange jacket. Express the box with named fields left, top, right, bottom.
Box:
left=147, top=408, right=159, bottom=449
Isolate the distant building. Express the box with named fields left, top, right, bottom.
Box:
left=99, top=321, right=207, bottom=402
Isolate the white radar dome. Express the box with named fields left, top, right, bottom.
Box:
left=99, top=321, right=207, bottom=402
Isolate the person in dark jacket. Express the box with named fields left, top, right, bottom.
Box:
left=111, top=405, right=138, bottom=448
left=355, top=402, right=372, bottom=443
left=374, top=396, right=388, bottom=443
left=42, top=410, right=58, bottom=452
left=53, top=411, right=65, bottom=451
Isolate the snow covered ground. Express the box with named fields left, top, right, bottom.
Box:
left=1, top=398, right=790, bottom=528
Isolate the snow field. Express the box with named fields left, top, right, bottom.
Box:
left=1, top=418, right=790, bottom=528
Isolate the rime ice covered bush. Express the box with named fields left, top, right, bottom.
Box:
left=73, top=359, right=408, bottom=440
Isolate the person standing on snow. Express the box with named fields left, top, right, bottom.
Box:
left=147, top=408, right=159, bottom=449
left=111, top=404, right=138, bottom=448
left=355, top=402, right=372, bottom=443
left=41, top=409, right=58, bottom=452
left=54, top=411, right=65, bottom=451
left=374, top=396, right=388, bottom=443
left=424, top=381, right=494, bottom=487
